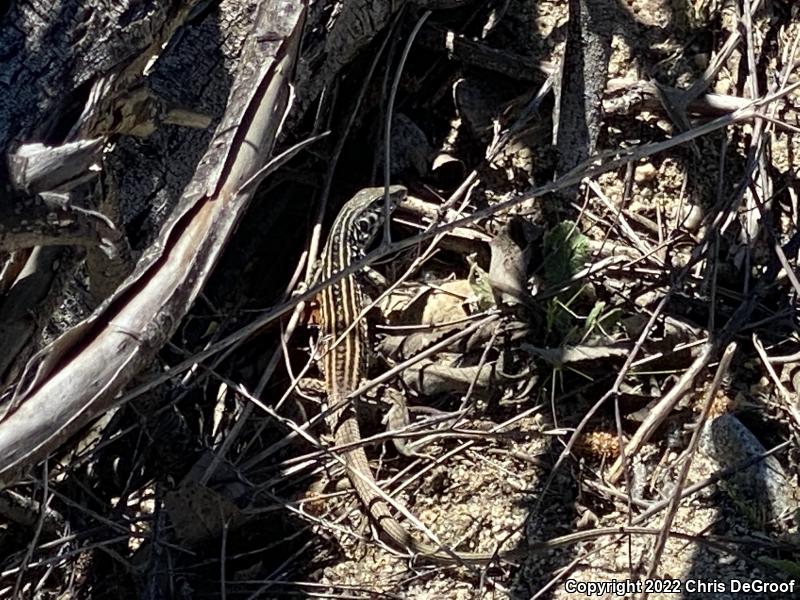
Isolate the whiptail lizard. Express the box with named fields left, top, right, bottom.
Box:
left=318, top=186, right=518, bottom=564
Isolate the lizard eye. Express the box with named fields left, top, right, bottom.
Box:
left=354, top=212, right=381, bottom=244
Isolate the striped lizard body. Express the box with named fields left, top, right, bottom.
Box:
left=318, top=186, right=511, bottom=563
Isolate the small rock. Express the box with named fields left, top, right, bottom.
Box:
left=634, top=163, right=657, bottom=184
left=680, top=203, right=703, bottom=232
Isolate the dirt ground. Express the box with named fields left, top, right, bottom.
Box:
left=310, top=1, right=800, bottom=598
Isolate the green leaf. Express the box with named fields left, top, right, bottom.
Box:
left=584, top=301, right=606, bottom=335
left=759, top=557, right=800, bottom=578
left=466, top=253, right=495, bottom=310
left=542, top=221, right=589, bottom=284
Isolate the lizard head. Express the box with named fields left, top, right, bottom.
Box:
left=345, top=185, right=406, bottom=250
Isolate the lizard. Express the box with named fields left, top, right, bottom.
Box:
left=317, top=185, right=520, bottom=564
